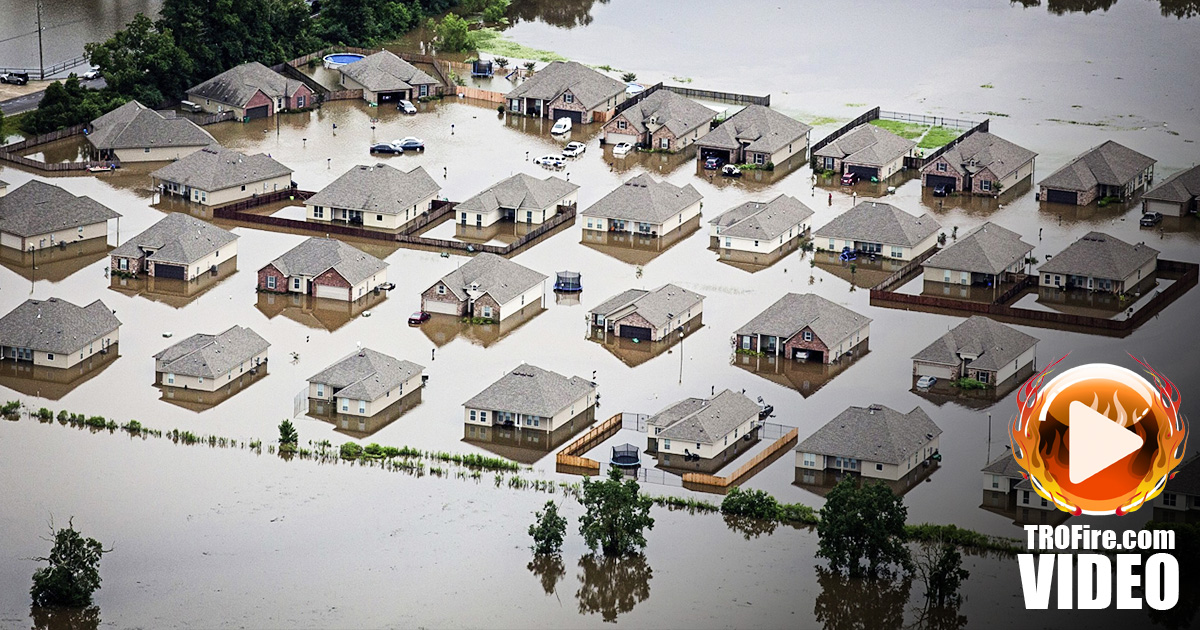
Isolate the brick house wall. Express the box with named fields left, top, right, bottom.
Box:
left=921, top=156, right=964, bottom=189
left=613, top=311, right=660, bottom=340
left=971, top=167, right=1001, bottom=195
left=1040, top=185, right=1099, bottom=206
left=245, top=90, right=273, bottom=116
left=314, top=267, right=351, bottom=291
left=288, top=84, right=314, bottom=110
left=603, top=113, right=641, bottom=142
left=110, top=255, right=143, bottom=275
left=737, top=334, right=759, bottom=352
left=548, top=89, right=589, bottom=122
left=783, top=327, right=832, bottom=364
left=421, top=284, right=467, bottom=315
left=649, top=126, right=681, bottom=152
left=258, top=264, right=287, bottom=292
left=472, top=294, right=501, bottom=320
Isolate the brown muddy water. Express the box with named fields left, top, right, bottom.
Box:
left=2, top=0, right=1200, bottom=628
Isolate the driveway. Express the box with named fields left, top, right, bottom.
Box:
left=0, top=77, right=106, bottom=116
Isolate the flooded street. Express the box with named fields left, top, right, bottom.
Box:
left=0, top=0, right=163, bottom=70
left=1, top=0, right=1199, bottom=627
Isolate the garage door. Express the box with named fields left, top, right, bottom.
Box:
left=424, top=300, right=460, bottom=315
left=793, top=348, right=823, bottom=362
left=914, top=363, right=955, bottom=379
left=606, top=133, right=638, bottom=146
left=618, top=325, right=652, bottom=341
left=246, top=105, right=269, bottom=120
left=155, top=264, right=186, bottom=280
left=847, top=165, right=879, bottom=179
left=552, top=109, right=583, bottom=123
left=925, top=175, right=957, bottom=191
left=1145, top=200, right=1181, bottom=217
left=1044, top=189, right=1077, bottom=205
left=314, top=284, right=349, bottom=301
left=699, top=147, right=731, bottom=163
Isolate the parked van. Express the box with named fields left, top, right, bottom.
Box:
left=180, top=100, right=203, bottom=113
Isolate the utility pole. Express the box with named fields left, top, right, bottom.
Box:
left=36, top=0, right=45, bottom=80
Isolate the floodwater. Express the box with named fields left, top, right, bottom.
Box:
left=1, top=0, right=1199, bottom=627
left=0, top=0, right=163, bottom=72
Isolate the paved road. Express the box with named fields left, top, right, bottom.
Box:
left=0, top=77, right=106, bottom=116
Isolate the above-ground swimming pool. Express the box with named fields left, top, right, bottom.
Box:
left=323, top=53, right=365, bottom=69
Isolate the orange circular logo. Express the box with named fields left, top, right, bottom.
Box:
left=1010, top=358, right=1187, bottom=516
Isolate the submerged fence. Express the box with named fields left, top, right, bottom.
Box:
left=682, top=427, right=798, bottom=492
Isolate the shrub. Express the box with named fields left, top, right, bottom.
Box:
left=30, top=519, right=107, bottom=607
left=529, top=501, right=567, bottom=554
left=721, top=487, right=779, bottom=519
left=340, top=442, right=364, bottom=459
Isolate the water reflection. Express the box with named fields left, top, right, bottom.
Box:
left=254, top=291, right=387, bottom=332
left=1157, top=0, right=1200, bottom=18
left=528, top=554, right=567, bottom=596
left=813, top=566, right=911, bottom=630
left=795, top=462, right=939, bottom=499
left=1048, top=0, right=1118, bottom=14
left=463, top=407, right=595, bottom=464
left=108, top=259, right=238, bottom=308
left=155, top=367, right=269, bottom=412
left=712, top=238, right=803, bottom=273
left=723, top=513, right=778, bottom=540
left=418, top=303, right=544, bottom=348
left=0, top=237, right=111, bottom=284
left=813, top=251, right=906, bottom=289
left=731, top=346, right=868, bottom=398
left=585, top=315, right=702, bottom=367
left=575, top=553, right=652, bottom=623
left=0, top=350, right=119, bottom=400
left=580, top=216, right=702, bottom=266
left=29, top=605, right=100, bottom=630
left=308, top=388, right=423, bottom=439
left=509, top=0, right=611, bottom=28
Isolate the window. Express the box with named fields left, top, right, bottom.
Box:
left=981, top=180, right=992, bottom=192
left=741, top=336, right=751, bottom=350
left=317, top=383, right=324, bottom=397
left=828, top=239, right=835, bottom=249
left=376, top=215, right=383, bottom=222
left=662, top=439, right=671, bottom=450
left=617, top=119, right=627, bottom=130
left=241, top=185, right=246, bottom=191
left=725, top=237, right=731, bottom=247
left=144, top=147, right=151, bottom=153
left=660, top=137, right=669, bottom=149
left=47, top=353, right=54, bottom=361
left=298, top=95, right=306, bottom=108
left=1163, top=493, right=1178, bottom=507
left=802, top=453, right=816, bottom=467
left=803, top=331, right=813, bottom=342
left=755, top=153, right=765, bottom=165
left=936, top=162, right=947, bottom=172
left=292, top=278, right=301, bottom=291
left=875, top=463, right=883, bottom=471
left=564, top=93, right=574, bottom=103
left=342, top=399, right=349, bottom=412
left=891, top=247, right=904, bottom=258
left=198, top=376, right=204, bottom=384
left=481, top=305, right=493, bottom=318
left=266, top=276, right=276, bottom=290
left=586, top=219, right=593, bottom=229
left=991, top=475, right=1000, bottom=489
left=358, top=400, right=366, bottom=414
left=470, top=410, right=477, bottom=422
left=118, top=258, right=128, bottom=270
left=437, top=285, right=446, bottom=295
left=480, top=411, right=487, bottom=422
left=167, top=373, right=175, bottom=385
left=313, top=207, right=323, bottom=218
left=753, top=240, right=759, bottom=247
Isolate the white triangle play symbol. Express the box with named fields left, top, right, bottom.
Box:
left=1068, top=400, right=1144, bottom=484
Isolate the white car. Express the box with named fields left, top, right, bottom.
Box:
left=534, top=155, right=565, bottom=168
left=612, top=142, right=633, bottom=156
left=81, top=67, right=101, bottom=80
left=550, top=117, right=572, bottom=135
left=916, top=375, right=938, bottom=389
left=563, top=141, right=587, bottom=157
left=398, top=99, right=417, bottom=114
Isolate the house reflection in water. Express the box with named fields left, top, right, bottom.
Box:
left=585, top=315, right=701, bottom=368
left=109, top=258, right=238, bottom=308
left=812, top=250, right=905, bottom=288
left=0, top=349, right=119, bottom=400
left=731, top=345, right=867, bottom=398
left=0, top=236, right=112, bottom=283
left=310, top=388, right=424, bottom=439
left=712, top=238, right=802, bottom=273
left=979, top=450, right=1070, bottom=527
left=156, top=367, right=269, bottom=412
left=255, top=290, right=387, bottom=332
left=463, top=414, right=592, bottom=465
left=579, top=216, right=702, bottom=266
left=418, top=302, right=544, bottom=348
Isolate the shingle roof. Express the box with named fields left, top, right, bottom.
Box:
left=924, top=131, right=1036, bottom=180
left=87, top=100, right=215, bottom=150
left=698, top=105, right=811, bottom=155
left=1039, top=140, right=1156, bottom=192
left=615, top=89, right=716, bottom=137
left=982, top=451, right=1026, bottom=478
left=110, top=213, right=237, bottom=266
left=646, top=397, right=706, bottom=428
left=710, top=194, right=814, bottom=241
left=1038, top=231, right=1159, bottom=280
left=433, top=253, right=547, bottom=304
left=339, top=50, right=439, bottom=93
left=464, top=363, right=594, bottom=417
left=187, top=61, right=307, bottom=108
left=795, top=405, right=942, bottom=465
left=813, top=201, right=940, bottom=248
left=589, top=283, right=704, bottom=329
left=1142, top=165, right=1200, bottom=204
left=0, top=297, right=121, bottom=354
left=505, top=61, right=625, bottom=111
left=1162, top=455, right=1200, bottom=497
left=813, top=123, right=916, bottom=166
left=581, top=174, right=702, bottom=224
left=267, top=237, right=388, bottom=285
left=654, top=389, right=761, bottom=444
left=735, top=293, right=871, bottom=348
left=455, top=173, right=578, bottom=216
left=150, top=146, right=292, bottom=192
left=912, top=316, right=1038, bottom=372
left=0, top=180, right=120, bottom=238
left=153, top=325, right=269, bottom=379
left=922, top=222, right=1032, bottom=275
left=305, top=164, right=439, bottom=215
left=308, top=348, right=424, bottom=402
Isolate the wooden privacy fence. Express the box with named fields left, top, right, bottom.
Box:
left=811, top=107, right=881, bottom=166
left=661, top=85, right=770, bottom=107
left=322, top=89, right=363, bottom=102
left=555, top=413, right=624, bottom=475
left=0, top=123, right=117, bottom=172
left=457, top=86, right=506, bottom=103
left=682, top=428, right=798, bottom=490
left=211, top=188, right=315, bottom=215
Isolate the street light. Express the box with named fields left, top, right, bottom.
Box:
left=677, top=326, right=685, bottom=384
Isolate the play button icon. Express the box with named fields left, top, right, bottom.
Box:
left=1068, top=401, right=1145, bottom=484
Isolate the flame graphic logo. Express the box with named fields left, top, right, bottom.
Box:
left=1009, top=356, right=1187, bottom=516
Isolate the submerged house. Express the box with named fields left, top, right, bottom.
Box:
left=505, top=60, right=626, bottom=123
left=151, top=146, right=293, bottom=206
left=87, top=100, right=215, bottom=163
left=812, top=123, right=916, bottom=181
left=695, top=104, right=811, bottom=167
left=921, top=222, right=1033, bottom=287
left=1038, top=231, right=1158, bottom=294
left=421, top=253, right=546, bottom=322
left=0, top=180, right=120, bottom=252
left=463, top=363, right=596, bottom=432
left=734, top=293, right=871, bottom=364
left=110, top=213, right=238, bottom=280
left=646, top=389, right=762, bottom=468
left=813, top=201, right=940, bottom=261
left=305, top=164, right=440, bottom=231
left=1038, top=140, right=1156, bottom=205
left=920, top=131, right=1037, bottom=195
left=338, top=50, right=440, bottom=104
left=0, top=297, right=120, bottom=368
left=455, top=173, right=578, bottom=228
left=795, top=404, right=941, bottom=483
left=581, top=174, right=702, bottom=237
left=258, top=237, right=388, bottom=301
left=587, top=283, right=705, bottom=342
left=186, top=61, right=314, bottom=119
left=308, top=348, right=425, bottom=417
left=709, top=194, right=814, bottom=254
left=154, top=325, right=269, bottom=392
left=1142, top=164, right=1200, bottom=217
left=602, top=88, right=717, bottom=151
left=912, top=316, right=1038, bottom=386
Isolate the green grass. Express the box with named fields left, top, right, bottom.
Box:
left=844, top=102, right=867, bottom=107
left=472, top=28, right=566, bottom=62
left=980, top=83, right=994, bottom=89
left=869, top=119, right=928, bottom=140
left=807, top=116, right=840, bottom=126
left=917, top=126, right=959, bottom=149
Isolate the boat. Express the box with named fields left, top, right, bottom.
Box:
left=88, top=164, right=114, bottom=173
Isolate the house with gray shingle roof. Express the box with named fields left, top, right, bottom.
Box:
left=912, top=316, right=1038, bottom=386
left=0, top=179, right=7, bottom=197
left=1149, top=455, right=1200, bottom=518
left=421, top=253, right=546, bottom=322
left=454, top=173, right=578, bottom=228
left=582, top=174, right=702, bottom=237
left=602, top=88, right=717, bottom=152
left=921, top=131, right=1037, bottom=195
left=338, top=50, right=440, bottom=104
left=308, top=348, right=425, bottom=417
left=813, top=201, right=941, bottom=260
left=1142, top=164, right=1200, bottom=217
left=111, top=213, right=238, bottom=280
left=87, top=100, right=216, bottom=163
left=710, top=194, right=814, bottom=255
left=695, top=104, right=811, bottom=168
left=151, top=146, right=293, bottom=206
left=505, top=61, right=626, bottom=123
left=813, top=123, right=916, bottom=181
left=982, top=451, right=1027, bottom=494
left=1038, top=231, right=1158, bottom=294
left=796, top=404, right=941, bottom=483
left=1038, top=140, right=1156, bottom=206
left=186, top=61, right=314, bottom=119
left=0, top=180, right=120, bottom=252
left=647, top=389, right=762, bottom=469
left=735, top=293, right=871, bottom=364
left=259, top=237, right=388, bottom=302
left=0, top=297, right=120, bottom=369
left=154, top=325, right=268, bottom=393
left=305, top=164, right=440, bottom=231
left=922, top=222, right=1033, bottom=287
left=463, top=363, right=596, bottom=433
left=588, top=283, right=704, bottom=342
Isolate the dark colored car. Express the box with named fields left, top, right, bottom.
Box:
left=408, top=311, right=431, bottom=325
left=1140, top=211, right=1163, bottom=227
left=703, top=156, right=723, bottom=170
left=0, top=72, right=28, bottom=85
left=393, top=137, right=425, bottom=151
left=840, top=172, right=858, bottom=185
left=370, top=143, right=401, bottom=154
left=933, top=184, right=948, bottom=197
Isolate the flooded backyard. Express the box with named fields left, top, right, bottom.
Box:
left=2, top=0, right=1200, bottom=628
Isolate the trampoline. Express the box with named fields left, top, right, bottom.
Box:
left=323, top=53, right=365, bottom=69
left=554, top=270, right=582, bottom=292
left=611, top=443, right=641, bottom=467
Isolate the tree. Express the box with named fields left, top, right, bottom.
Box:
left=575, top=553, right=652, bottom=622
left=816, top=478, right=911, bottom=578
left=720, top=486, right=779, bottom=520
left=913, top=539, right=969, bottom=608
left=620, top=72, right=637, bottom=83
left=494, top=57, right=509, bottom=69
left=435, top=13, right=475, bottom=52
left=482, top=0, right=511, bottom=23
left=578, top=467, right=654, bottom=556
left=278, top=419, right=298, bottom=452
left=315, top=0, right=418, bottom=46
left=20, top=77, right=127, bottom=135
left=30, top=520, right=108, bottom=608
left=528, top=501, right=567, bottom=555
left=523, top=61, right=536, bottom=72
left=85, top=14, right=192, bottom=105
left=161, top=0, right=319, bottom=83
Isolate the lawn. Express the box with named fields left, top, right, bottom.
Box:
left=868, top=118, right=927, bottom=139
left=868, top=119, right=960, bottom=149
left=918, top=126, right=959, bottom=149
left=473, top=29, right=567, bottom=63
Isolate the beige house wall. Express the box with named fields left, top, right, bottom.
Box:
left=3, top=221, right=109, bottom=252
left=657, top=413, right=756, bottom=460
left=113, top=145, right=208, bottom=163
left=159, top=349, right=267, bottom=392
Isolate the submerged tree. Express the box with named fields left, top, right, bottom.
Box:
left=913, top=539, right=970, bottom=608
left=435, top=13, right=475, bottom=52
left=528, top=501, right=568, bottom=555
left=30, top=520, right=108, bottom=608
left=578, top=467, right=654, bottom=556
left=278, top=419, right=299, bottom=452
left=816, top=478, right=910, bottom=578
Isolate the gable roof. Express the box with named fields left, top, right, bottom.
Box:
left=88, top=100, right=215, bottom=151
left=581, top=174, right=702, bottom=224
left=0, top=180, right=120, bottom=237
left=308, top=348, right=424, bottom=402
left=1161, top=455, right=1200, bottom=497
left=0, top=297, right=121, bottom=354
left=150, top=146, right=292, bottom=192
left=433, top=253, right=547, bottom=305
left=923, top=131, right=1036, bottom=180
left=813, top=123, right=916, bottom=166
left=305, top=164, right=439, bottom=215
left=589, top=283, right=704, bottom=329
left=922, top=222, right=1032, bottom=275
left=187, top=61, right=307, bottom=107
left=710, top=194, right=814, bottom=241
left=464, top=363, right=594, bottom=417
left=111, top=213, right=237, bottom=266
left=653, top=389, right=761, bottom=444
left=796, top=404, right=942, bottom=465
left=982, top=451, right=1026, bottom=479
left=455, top=173, right=578, bottom=216
left=339, top=50, right=439, bottom=93
left=615, top=89, right=717, bottom=137
left=912, top=316, right=1038, bottom=372
left=1143, top=164, right=1200, bottom=204
left=813, top=201, right=940, bottom=248
left=698, top=105, right=811, bottom=155
left=154, top=325, right=269, bottom=379
left=267, top=237, right=388, bottom=284
left=1039, top=140, right=1156, bottom=192
left=735, top=293, right=871, bottom=348
left=505, top=61, right=625, bottom=111
left=1038, top=231, right=1159, bottom=280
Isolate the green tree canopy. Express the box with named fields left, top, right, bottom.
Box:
left=84, top=13, right=192, bottom=106
left=435, top=13, right=476, bottom=53
left=528, top=500, right=567, bottom=555
left=30, top=520, right=108, bottom=608
left=578, top=467, right=654, bottom=556
left=21, top=77, right=127, bottom=135
left=816, top=478, right=911, bottom=578
left=315, top=0, right=419, bottom=46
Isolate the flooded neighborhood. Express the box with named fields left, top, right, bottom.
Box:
left=1, top=0, right=1199, bottom=628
